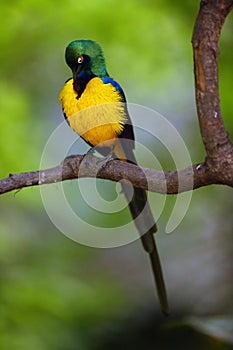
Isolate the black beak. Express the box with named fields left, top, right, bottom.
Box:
left=73, top=64, right=82, bottom=81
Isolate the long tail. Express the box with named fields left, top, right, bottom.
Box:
left=121, top=182, right=169, bottom=315
left=113, top=140, right=169, bottom=314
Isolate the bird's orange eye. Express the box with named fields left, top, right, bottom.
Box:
left=77, top=55, right=84, bottom=64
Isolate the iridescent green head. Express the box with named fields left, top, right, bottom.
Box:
left=65, top=40, right=107, bottom=78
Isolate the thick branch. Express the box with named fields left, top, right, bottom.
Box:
left=0, top=154, right=220, bottom=196
left=192, top=0, right=233, bottom=184
left=1, top=1, right=233, bottom=197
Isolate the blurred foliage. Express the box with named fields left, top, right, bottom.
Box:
left=0, top=0, right=233, bottom=349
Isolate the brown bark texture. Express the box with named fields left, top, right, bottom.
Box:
left=0, top=0, right=233, bottom=196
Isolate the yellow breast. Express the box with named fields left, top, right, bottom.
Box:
left=59, top=77, right=127, bottom=148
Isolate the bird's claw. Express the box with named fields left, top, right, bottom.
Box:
left=81, top=148, right=96, bottom=166
left=96, top=154, right=115, bottom=169
left=81, top=148, right=114, bottom=170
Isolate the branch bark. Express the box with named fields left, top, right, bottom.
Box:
left=0, top=0, right=233, bottom=197
left=192, top=0, right=233, bottom=185
left=0, top=155, right=223, bottom=196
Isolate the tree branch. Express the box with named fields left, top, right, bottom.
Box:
left=192, top=0, right=233, bottom=185
left=0, top=155, right=221, bottom=196
left=0, top=0, right=233, bottom=197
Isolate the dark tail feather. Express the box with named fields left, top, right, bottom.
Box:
left=147, top=236, right=170, bottom=316
left=121, top=182, right=169, bottom=316
left=114, top=140, right=169, bottom=314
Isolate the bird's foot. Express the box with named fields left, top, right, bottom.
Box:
left=81, top=148, right=96, bottom=166
left=96, top=153, right=115, bottom=170
left=81, top=148, right=114, bottom=170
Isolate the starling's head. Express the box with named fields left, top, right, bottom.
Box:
left=65, top=40, right=107, bottom=79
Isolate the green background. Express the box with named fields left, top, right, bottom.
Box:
left=0, top=0, right=233, bottom=349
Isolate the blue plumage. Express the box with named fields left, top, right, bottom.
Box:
left=101, top=76, right=126, bottom=102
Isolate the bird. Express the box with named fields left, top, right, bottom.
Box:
left=59, top=40, right=169, bottom=315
